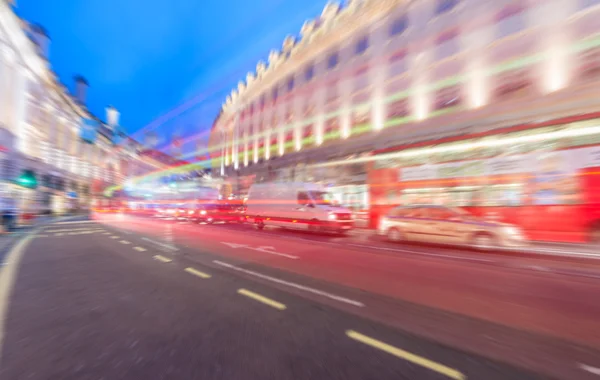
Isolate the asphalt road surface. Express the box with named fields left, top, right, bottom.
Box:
left=0, top=216, right=599, bottom=379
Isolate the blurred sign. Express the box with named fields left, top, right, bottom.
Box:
left=80, top=118, right=99, bottom=144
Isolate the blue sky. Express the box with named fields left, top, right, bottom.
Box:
left=15, top=0, right=328, bottom=154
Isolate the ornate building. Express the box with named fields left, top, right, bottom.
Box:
left=0, top=1, right=161, bottom=214
left=210, top=0, right=600, bottom=200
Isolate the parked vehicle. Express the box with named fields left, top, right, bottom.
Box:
left=378, top=204, right=527, bottom=250
left=246, top=182, right=354, bottom=234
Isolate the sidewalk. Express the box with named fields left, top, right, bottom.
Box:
left=0, top=214, right=89, bottom=262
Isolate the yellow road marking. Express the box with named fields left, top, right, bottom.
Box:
left=345, top=330, right=465, bottom=380
left=110, top=236, right=119, bottom=239
left=237, top=289, right=286, bottom=310
left=133, top=246, right=147, bottom=252
left=153, top=255, right=172, bottom=263
left=119, top=240, right=131, bottom=245
left=184, top=267, right=211, bottom=279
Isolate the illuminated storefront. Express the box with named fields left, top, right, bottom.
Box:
left=368, top=113, right=600, bottom=242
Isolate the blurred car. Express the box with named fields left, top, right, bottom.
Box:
left=246, top=182, right=354, bottom=234
left=377, top=205, right=527, bottom=250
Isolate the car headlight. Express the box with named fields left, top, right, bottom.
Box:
left=328, top=213, right=336, bottom=221
left=200, top=210, right=207, bottom=215
left=504, top=226, right=522, bottom=236
left=188, top=210, right=194, bottom=215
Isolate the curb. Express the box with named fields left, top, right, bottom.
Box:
left=0, top=215, right=88, bottom=262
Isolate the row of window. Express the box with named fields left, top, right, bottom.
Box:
left=236, top=0, right=544, bottom=117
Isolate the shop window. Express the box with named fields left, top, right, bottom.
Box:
left=496, top=3, right=526, bottom=39
left=390, top=16, right=408, bottom=37
left=433, top=86, right=462, bottom=111
left=327, top=52, right=339, bottom=70
left=355, top=36, right=369, bottom=55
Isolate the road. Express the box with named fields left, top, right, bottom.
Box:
left=0, top=216, right=599, bottom=379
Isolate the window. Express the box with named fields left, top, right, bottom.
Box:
left=272, top=87, right=279, bottom=104
left=298, top=191, right=310, bottom=206
left=494, top=68, right=532, bottom=100
left=388, top=99, right=409, bottom=119
left=355, top=36, right=369, bottom=55
left=579, top=0, right=600, bottom=10
left=389, top=50, right=407, bottom=77
left=327, top=52, right=339, bottom=70
left=389, top=16, right=408, bottom=36
left=435, top=0, right=459, bottom=15
left=429, top=207, right=456, bottom=221
left=436, top=28, right=459, bottom=60
left=259, top=94, right=266, bottom=110
left=287, top=76, right=295, bottom=91
left=579, top=47, right=600, bottom=80
left=433, top=86, right=462, bottom=110
left=305, top=65, right=314, bottom=81
left=496, top=4, right=525, bottom=39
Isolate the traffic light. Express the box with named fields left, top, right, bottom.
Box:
left=16, top=170, right=38, bottom=189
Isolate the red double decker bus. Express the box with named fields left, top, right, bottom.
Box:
left=368, top=113, right=600, bottom=244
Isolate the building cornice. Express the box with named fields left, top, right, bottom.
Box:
left=220, top=0, right=405, bottom=119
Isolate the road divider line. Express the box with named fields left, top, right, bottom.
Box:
left=153, top=255, right=172, bottom=263
left=580, top=363, right=600, bottom=376
left=184, top=267, right=211, bottom=279
left=54, top=233, right=64, bottom=236
left=237, top=289, right=286, bottom=310
left=120, top=240, right=131, bottom=245
left=110, top=236, right=119, bottom=239
left=34, top=234, right=48, bottom=238
left=141, top=237, right=179, bottom=252
left=102, top=232, right=111, bottom=235
left=346, top=330, right=465, bottom=380
left=213, top=260, right=364, bottom=307
left=133, top=246, right=147, bottom=252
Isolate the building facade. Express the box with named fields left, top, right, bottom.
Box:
left=0, top=1, right=154, bottom=214
left=211, top=0, right=600, bottom=205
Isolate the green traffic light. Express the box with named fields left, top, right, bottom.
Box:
left=17, top=170, right=38, bottom=189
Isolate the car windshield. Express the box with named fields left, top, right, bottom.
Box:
left=448, top=207, right=476, bottom=220
left=308, top=191, right=338, bottom=206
